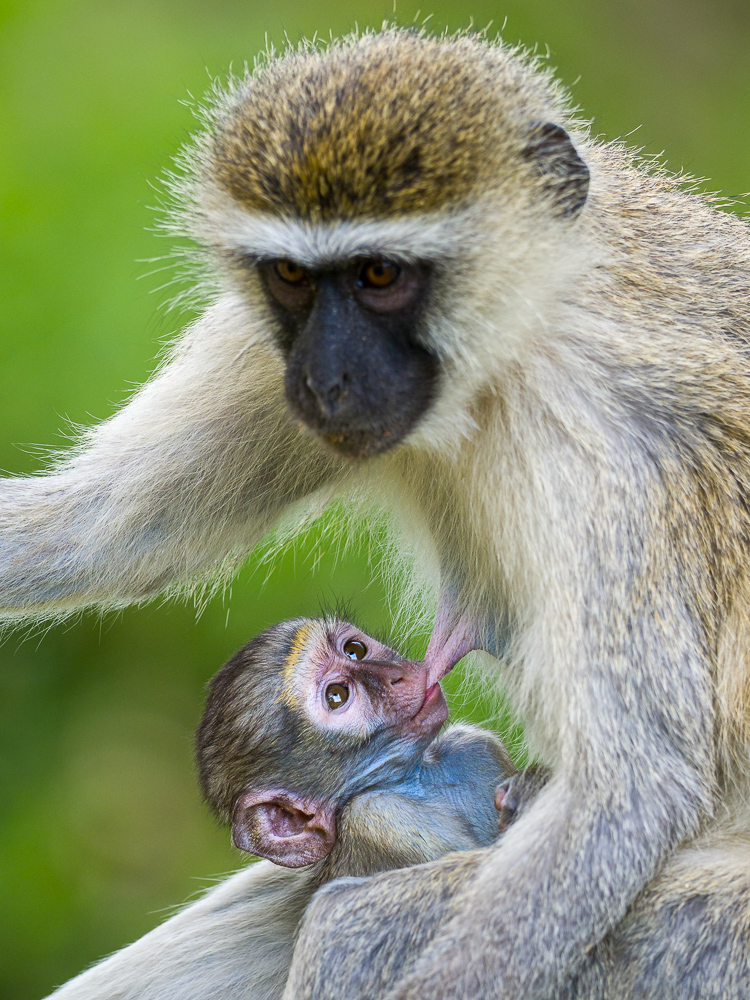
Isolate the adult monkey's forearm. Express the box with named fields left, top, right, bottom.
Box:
left=49, top=863, right=316, bottom=1000
left=287, top=498, right=717, bottom=1000
left=0, top=296, right=343, bottom=618
left=287, top=724, right=712, bottom=1000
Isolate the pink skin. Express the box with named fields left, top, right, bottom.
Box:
left=311, top=599, right=481, bottom=738
left=231, top=607, right=478, bottom=869
left=424, top=590, right=483, bottom=688
left=232, top=788, right=336, bottom=867
left=304, top=621, right=449, bottom=738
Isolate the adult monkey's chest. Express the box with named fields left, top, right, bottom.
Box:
left=389, top=447, right=521, bottom=662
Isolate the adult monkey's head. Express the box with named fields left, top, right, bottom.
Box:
left=182, top=30, right=590, bottom=459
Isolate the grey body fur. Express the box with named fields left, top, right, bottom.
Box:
left=2, top=28, right=750, bottom=1000
left=287, top=826, right=750, bottom=1000
left=48, top=724, right=512, bottom=1000
left=49, top=863, right=314, bottom=1000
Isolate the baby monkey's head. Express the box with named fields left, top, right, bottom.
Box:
left=196, top=617, right=447, bottom=867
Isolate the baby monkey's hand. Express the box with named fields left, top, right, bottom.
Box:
left=494, top=765, right=551, bottom=833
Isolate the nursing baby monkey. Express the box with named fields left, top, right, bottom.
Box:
left=50, top=616, right=537, bottom=1000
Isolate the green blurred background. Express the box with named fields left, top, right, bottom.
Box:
left=1, top=0, right=749, bottom=996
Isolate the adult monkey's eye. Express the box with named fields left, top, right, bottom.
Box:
left=343, top=639, right=367, bottom=660
left=275, top=260, right=308, bottom=284
left=359, top=260, right=400, bottom=289
left=264, top=259, right=315, bottom=314
left=325, top=683, right=350, bottom=710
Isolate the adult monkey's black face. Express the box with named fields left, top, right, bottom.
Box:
left=260, top=257, right=439, bottom=458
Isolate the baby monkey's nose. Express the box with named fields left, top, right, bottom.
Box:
left=363, top=660, right=415, bottom=689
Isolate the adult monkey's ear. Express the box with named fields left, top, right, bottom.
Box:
left=522, top=122, right=590, bottom=217
left=232, top=788, right=337, bottom=867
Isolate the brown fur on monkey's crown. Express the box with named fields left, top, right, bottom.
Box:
left=211, top=30, right=570, bottom=221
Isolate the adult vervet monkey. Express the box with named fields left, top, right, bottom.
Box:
left=3, top=25, right=750, bottom=1000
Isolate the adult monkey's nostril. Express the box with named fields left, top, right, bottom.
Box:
left=305, top=372, right=349, bottom=416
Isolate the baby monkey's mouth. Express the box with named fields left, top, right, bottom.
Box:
left=403, top=680, right=448, bottom=736
left=421, top=682, right=442, bottom=709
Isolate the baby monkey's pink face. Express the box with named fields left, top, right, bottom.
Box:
left=288, top=619, right=448, bottom=740
left=214, top=616, right=450, bottom=868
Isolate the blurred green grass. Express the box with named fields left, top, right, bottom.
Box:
left=1, top=0, right=749, bottom=996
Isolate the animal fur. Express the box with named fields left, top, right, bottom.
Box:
left=2, top=27, right=750, bottom=999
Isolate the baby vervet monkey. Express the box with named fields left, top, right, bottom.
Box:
left=48, top=617, right=534, bottom=1000
left=196, top=615, right=520, bottom=876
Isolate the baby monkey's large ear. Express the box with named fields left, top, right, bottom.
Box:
left=231, top=789, right=336, bottom=867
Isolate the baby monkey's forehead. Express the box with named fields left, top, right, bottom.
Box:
left=277, top=617, right=369, bottom=711
left=303, top=618, right=401, bottom=665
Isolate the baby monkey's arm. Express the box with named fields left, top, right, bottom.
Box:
left=495, top=764, right=552, bottom=832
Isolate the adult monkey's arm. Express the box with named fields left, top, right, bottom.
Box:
left=50, top=863, right=315, bottom=1000
left=287, top=454, right=716, bottom=1000
left=0, top=295, right=343, bottom=618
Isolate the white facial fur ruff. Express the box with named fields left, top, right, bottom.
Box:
left=194, top=184, right=482, bottom=266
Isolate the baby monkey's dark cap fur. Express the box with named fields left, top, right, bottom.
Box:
left=196, top=620, right=307, bottom=822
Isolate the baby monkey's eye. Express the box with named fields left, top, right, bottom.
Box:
left=325, top=683, right=350, bottom=710
left=343, top=639, right=367, bottom=660
left=359, top=260, right=400, bottom=289
left=275, top=260, right=308, bottom=284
